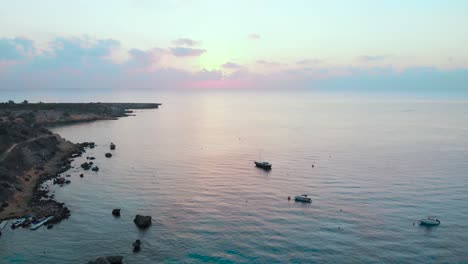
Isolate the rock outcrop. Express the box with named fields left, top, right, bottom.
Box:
left=134, top=214, right=152, bottom=228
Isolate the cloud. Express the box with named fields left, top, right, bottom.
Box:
left=1, top=36, right=467, bottom=97
left=172, top=38, right=200, bottom=46
left=0, top=37, right=35, bottom=60
left=358, top=55, right=389, bottom=62
left=222, top=62, right=243, bottom=69
left=170, top=47, right=206, bottom=57
left=127, top=48, right=165, bottom=68
left=257, top=60, right=284, bottom=67
left=307, top=66, right=468, bottom=97
left=248, top=34, right=261, bottom=40
left=296, top=59, right=322, bottom=65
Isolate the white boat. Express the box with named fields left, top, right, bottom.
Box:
left=11, top=218, right=26, bottom=228
left=294, top=195, right=312, bottom=203
left=0, top=220, right=8, bottom=230
left=419, top=217, right=440, bottom=226
left=30, top=216, right=54, bottom=230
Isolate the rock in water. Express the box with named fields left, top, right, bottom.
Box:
left=132, top=239, right=141, bottom=252
left=112, top=209, right=121, bottom=216
left=106, top=256, right=124, bottom=264
left=87, top=256, right=123, bottom=264
left=133, top=215, right=152, bottom=228
left=81, top=162, right=92, bottom=170
left=105, top=153, right=112, bottom=158
left=55, top=178, right=66, bottom=184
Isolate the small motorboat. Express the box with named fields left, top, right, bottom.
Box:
left=419, top=217, right=440, bottom=226
left=254, top=161, right=272, bottom=170
left=294, top=194, right=312, bottom=203
left=11, top=218, right=26, bottom=229
left=110, top=142, right=116, bottom=150
left=30, top=216, right=54, bottom=230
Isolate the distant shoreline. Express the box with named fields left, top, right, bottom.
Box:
left=0, top=102, right=161, bottom=223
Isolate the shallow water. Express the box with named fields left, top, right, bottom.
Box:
left=1, top=92, right=468, bottom=263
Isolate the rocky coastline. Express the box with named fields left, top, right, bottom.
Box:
left=0, top=102, right=160, bottom=223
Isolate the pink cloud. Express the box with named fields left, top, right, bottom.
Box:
left=188, top=79, right=248, bottom=89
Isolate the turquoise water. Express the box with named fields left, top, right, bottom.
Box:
left=1, top=92, right=468, bottom=263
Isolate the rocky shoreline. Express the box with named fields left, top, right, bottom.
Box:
left=25, top=142, right=94, bottom=224
left=0, top=102, right=160, bottom=223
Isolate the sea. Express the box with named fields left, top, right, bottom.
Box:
left=1, top=90, right=467, bottom=263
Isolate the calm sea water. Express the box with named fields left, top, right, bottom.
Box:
left=1, top=91, right=468, bottom=263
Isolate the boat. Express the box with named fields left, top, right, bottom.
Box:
left=22, top=216, right=35, bottom=227
left=419, top=217, right=440, bottom=226
left=32, top=216, right=45, bottom=223
left=0, top=220, right=8, bottom=230
left=110, top=142, right=116, bottom=150
left=294, top=194, right=312, bottom=203
left=11, top=218, right=26, bottom=229
left=254, top=161, right=272, bottom=170
left=30, top=216, right=54, bottom=230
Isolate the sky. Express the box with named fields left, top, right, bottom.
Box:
left=0, top=0, right=467, bottom=96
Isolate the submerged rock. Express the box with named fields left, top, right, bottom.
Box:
left=105, top=153, right=112, bottom=158
left=92, top=166, right=99, bottom=172
left=112, top=209, right=121, bottom=217
left=133, top=215, right=152, bottom=228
